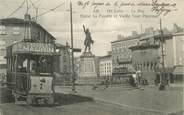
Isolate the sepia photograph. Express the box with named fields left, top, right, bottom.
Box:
left=0, top=0, right=183, bottom=115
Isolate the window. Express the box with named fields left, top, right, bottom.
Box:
left=63, top=50, right=66, bottom=54
left=63, top=65, right=67, bottom=72
left=63, top=56, right=67, bottom=62
left=0, top=40, right=5, bottom=48
left=13, top=27, right=20, bottom=35
left=0, top=25, right=6, bottom=35
left=150, top=62, right=153, bottom=70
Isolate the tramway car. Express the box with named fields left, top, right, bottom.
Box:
left=6, top=41, right=59, bottom=105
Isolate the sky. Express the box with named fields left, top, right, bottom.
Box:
left=0, top=0, right=183, bottom=56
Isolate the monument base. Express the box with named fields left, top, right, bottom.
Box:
left=77, top=52, right=98, bottom=85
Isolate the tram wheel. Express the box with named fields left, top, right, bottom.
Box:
left=36, top=98, right=45, bottom=105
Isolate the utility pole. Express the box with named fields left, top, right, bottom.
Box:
left=160, top=19, right=165, bottom=69
left=70, top=1, right=75, bottom=92
left=159, top=18, right=166, bottom=90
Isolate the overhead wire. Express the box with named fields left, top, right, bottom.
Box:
left=7, top=0, right=26, bottom=18
left=26, top=0, right=29, bottom=13
left=7, top=0, right=65, bottom=19
left=34, top=2, right=65, bottom=18
left=37, top=0, right=44, bottom=7
left=29, top=0, right=37, bottom=10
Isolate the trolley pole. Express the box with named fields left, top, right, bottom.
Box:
left=70, top=1, right=75, bottom=92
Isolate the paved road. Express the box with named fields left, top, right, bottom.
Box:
left=0, top=101, right=177, bottom=115
left=0, top=84, right=183, bottom=115
left=55, top=85, right=184, bottom=114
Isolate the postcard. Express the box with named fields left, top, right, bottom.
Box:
left=0, top=0, right=183, bottom=115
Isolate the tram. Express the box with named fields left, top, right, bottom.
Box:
left=6, top=41, right=59, bottom=105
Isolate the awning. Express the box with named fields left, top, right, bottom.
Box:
left=173, top=66, right=184, bottom=75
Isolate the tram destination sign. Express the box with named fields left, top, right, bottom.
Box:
left=12, top=42, right=55, bottom=54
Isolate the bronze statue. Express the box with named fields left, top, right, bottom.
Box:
left=83, top=25, right=94, bottom=52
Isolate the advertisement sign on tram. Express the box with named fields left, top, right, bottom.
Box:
left=12, top=42, right=55, bottom=54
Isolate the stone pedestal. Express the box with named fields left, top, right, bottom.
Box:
left=77, top=52, right=97, bottom=85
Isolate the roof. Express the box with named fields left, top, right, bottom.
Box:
left=0, top=18, right=26, bottom=24
left=0, top=18, right=56, bottom=40
left=111, top=34, right=144, bottom=43
left=111, top=29, right=173, bottom=44
left=140, top=33, right=172, bottom=41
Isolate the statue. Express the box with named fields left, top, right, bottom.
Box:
left=83, top=25, right=94, bottom=52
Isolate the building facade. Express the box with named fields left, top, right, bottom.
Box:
left=166, top=26, right=184, bottom=82
left=129, top=44, right=161, bottom=84
left=54, top=43, right=71, bottom=85
left=99, top=54, right=112, bottom=77
left=168, top=32, right=184, bottom=67
left=111, top=33, right=142, bottom=70
left=111, top=24, right=183, bottom=84
left=129, top=24, right=184, bottom=83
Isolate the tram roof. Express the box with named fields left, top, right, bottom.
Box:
left=11, top=52, right=60, bottom=56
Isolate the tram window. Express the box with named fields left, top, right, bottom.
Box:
left=30, top=60, right=36, bottom=73
left=37, top=56, right=52, bottom=73
left=15, top=56, right=53, bottom=74
left=18, top=65, right=27, bottom=72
